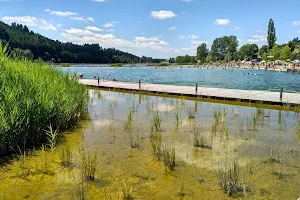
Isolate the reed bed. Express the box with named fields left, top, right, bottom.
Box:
left=0, top=42, right=88, bottom=154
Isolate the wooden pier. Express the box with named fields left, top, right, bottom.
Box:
left=79, top=79, right=300, bottom=106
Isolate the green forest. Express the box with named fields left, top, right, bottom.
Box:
left=175, top=19, right=300, bottom=64
left=0, top=21, right=141, bottom=63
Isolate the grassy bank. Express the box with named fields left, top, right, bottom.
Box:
left=0, top=43, right=88, bottom=154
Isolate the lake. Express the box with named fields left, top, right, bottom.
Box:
left=59, top=66, right=300, bottom=93
left=1, top=89, right=300, bottom=199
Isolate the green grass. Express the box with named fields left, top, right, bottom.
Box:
left=0, top=42, right=88, bottom=154
left=60, top=63, right=71, bottom=67
left=110, top=63, right=123, bottom=67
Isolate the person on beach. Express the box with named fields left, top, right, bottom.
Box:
left=98, top=77, right=100, bottom=85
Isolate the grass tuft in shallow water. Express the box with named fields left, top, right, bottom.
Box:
left=187, top=106, right=195, bottom=119
left=218, top=160, right=249, bottom=196
left=122, top=179, right=134, bottom=200
left=152, top=112, right=162, bottom=131
left=60, top=145, right=72, bottom=167
left=45, top=125, right=58, bottom=150
left=18, top=152, right=30, bottom=178
left=162, top=144, right=176, bottom=171
left=81, top=150, right=97, bottom=181
left=193, top=128, right=212, bottom=149
left=213, top=109, right=220, bottom=125
left=150, top=131, right=162, bottom=159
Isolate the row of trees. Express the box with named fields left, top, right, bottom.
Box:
left=0, top=21, right=163, bottom=64
left=193, top=19, right=300, bottom=63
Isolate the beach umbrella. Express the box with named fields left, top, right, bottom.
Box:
left=293, top=60, right=299, bottom=63
left=275, top=60, right=281, bottom=62
left=261, top=61, right=266, bottom=63
left=267, top=56, right=274, bottom=58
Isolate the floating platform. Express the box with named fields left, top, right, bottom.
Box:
left=79, top=79, right=300, bottom=107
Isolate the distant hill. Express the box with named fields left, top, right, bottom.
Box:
left=0, top=21, right=140, bottom=63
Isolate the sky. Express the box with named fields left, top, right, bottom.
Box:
left=1, top=0, right=300, bottom=58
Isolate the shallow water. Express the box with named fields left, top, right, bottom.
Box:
left=1, top=89, right=300, bottom=199
left=59, top=66, right=300, bottom=92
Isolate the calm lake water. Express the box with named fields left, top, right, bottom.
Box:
left=1, top=89, right=300, bottom=199
left=59, top=67, right=300, bottom=93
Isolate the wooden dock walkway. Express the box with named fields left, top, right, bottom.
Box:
left=79, top=79, right=300, bottom=106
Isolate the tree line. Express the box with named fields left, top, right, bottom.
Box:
left=0, top=21, right=163, bottom=64
left=176, top=19, right=300, bottom=64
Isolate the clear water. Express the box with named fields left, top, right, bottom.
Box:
left=1, top=90, right=300, bottom=199
left=59, top=67, right=300, bottom=93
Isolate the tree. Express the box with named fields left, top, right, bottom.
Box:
left=239, top=44, right=259, bottom=60
left=280, top=46, right=291, bottom=60
left=269, top=44, right=281, bottom=60
left=267, top=19, right=277, bottom=49
left=259, top=45, right=269, bottom=57
left=196, top=43, right=209, bottom=62
left=210, top=36, right=238, bottom=62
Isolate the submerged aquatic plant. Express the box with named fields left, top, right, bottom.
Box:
left=174, top=109, right=180, bottom=124
left=39, top=144, right=50, bottom=174
left=129, top=131, right=140, bottom=149
left=162, top=144, right=176, bottom=171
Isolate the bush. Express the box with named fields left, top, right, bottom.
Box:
left=0, top=42, right=88, bottom=154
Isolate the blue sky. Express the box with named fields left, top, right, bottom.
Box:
left=1, top=0, right=300, bottom=58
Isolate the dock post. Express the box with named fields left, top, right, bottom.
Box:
left=195, top=82, right=198, bottom=94
left=139, top=80, right=141, bottom=90
left=280, top=87, right=283, bottom=101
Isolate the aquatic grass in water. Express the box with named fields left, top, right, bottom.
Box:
left=18, top=152, right=30, bottom=178
left=152, top=112, right=162, bottom=131
left=0, top=42, right=88, bottom=154
left=122, top=179, right=134, bottom=200
left=150, top=131, right=162, bottom=159
left=81, top=150, right=97, bottom=181
left=187, top=106, right=195, bottom=119
left=60, top=145, right=72, bottom=167
left=193, top=128, right=212, bottom=149
left=46, top=125, right=58, bottom=151
left=218, top=160, right=249, bottom=196
left=162, top=144, right=176, bottom=171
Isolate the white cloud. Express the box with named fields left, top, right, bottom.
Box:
left=70, top=17, right=85, bottom=21
left=178, top=34, right=199, bottom=39
left=86, top=26, right=103, bottom=32
left=92, top=0, right=105, bottom=2
left=297, top=30, right=300, bottom=34
left=65, top=28, right=94, bottom=36
left=39, top=19, right=57, bottom=30
left=191, top=40, right=208, bottom=45
left=134, top=36, right=159, bottom=42
left=214, top=19, right=230, bottom=25
left=87, top=17, right=95, bottom=22
left=237, top=38, right=243, bottom=42
left=3, top=16, right=38, bottom=26
left=108, top=29, right=115, bottom=32
left=168, top=26, right=176, bottom=30
left=248, top=34, right=267, bottom=44
left=104, top=23, right=114, bottom=27
left=151, top=10, right=176, bottom=20
left=159, top=41, right=169, bottom=45
left=293, top=21, right=300, bottom=26
left=2, top=16, right=57, bottom=31
left=233, top=26, right=240, bottom=30
left=181, top=0, right=192, bottom=2
left=45, top=9, right=77, bottom=17
left=56, top=24, right=62, bottom=28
